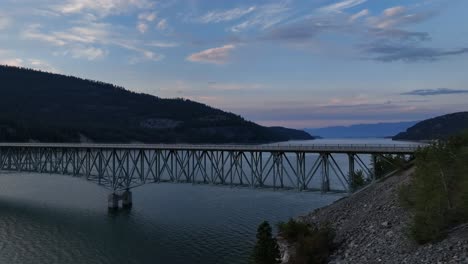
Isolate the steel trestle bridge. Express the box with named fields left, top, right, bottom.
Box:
left=0, top=143, right=421, bottom=208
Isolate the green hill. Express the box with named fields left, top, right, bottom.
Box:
left=0, top=65, right=313, bottom=143
left=393, top=112, right=468, bottom=141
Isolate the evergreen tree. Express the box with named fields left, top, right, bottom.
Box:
left=251, top=221, right=281, bottom=264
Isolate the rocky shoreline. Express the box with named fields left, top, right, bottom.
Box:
left=281, top=167, right=468, bottom=263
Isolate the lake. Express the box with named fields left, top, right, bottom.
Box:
left=0, top=139, right=419, bottom=264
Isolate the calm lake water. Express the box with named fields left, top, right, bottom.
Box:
left=0, top=139, right=420, bottom=264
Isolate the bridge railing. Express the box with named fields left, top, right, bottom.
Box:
left=0, top=143, right=425, bottom=153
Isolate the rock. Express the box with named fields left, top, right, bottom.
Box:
left=381, top=221, right=390, bottom=228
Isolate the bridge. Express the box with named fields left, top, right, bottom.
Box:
left=0, top=143, right=422, bottom=209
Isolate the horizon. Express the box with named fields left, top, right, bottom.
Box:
left=1, top=0, right=468, bottom=128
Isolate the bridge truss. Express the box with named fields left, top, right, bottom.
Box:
left=0, top=144, right=420, bottom=193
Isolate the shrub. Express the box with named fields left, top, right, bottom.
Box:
left=277, top=219, right=335, bottom=264
left=349, top=170, right=369, bottom=191
left=251, top=221, right=281, bottom=264
left=374, top=154, right=409, bottom=178
left=277, top=219, right=312, bottom=243
left=399, top=132, right=468, bottom=244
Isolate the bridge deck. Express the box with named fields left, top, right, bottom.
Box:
left=0, top=143, right=422, bottom=154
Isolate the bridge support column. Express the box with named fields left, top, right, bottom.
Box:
left=348, top=154, right=355, bottom=191
left=122, top=190, right=133, bottom=208
left=372, top=154, right=377, bottom=180
left=321, top=153, right=330, bottom=193
left=108, top=193, right=119, bottom=210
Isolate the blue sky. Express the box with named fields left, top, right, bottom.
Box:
left=1, top=0, right=468, bottom=128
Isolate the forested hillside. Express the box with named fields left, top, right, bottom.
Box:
left=0, top=65, right=313, bottom=143
left=393, top=112, right=468, bottom=141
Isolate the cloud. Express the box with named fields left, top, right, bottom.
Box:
left=0, top=58, right=23, bottom=67
left=117, top=41, right=164, bottom=63
left=0, top=14, right=11, bottom=30
left=198, top=6, right=256, bottom=23
left=186, top=44, right=236, bottom=64
left=23, top=22, right=161, bottom=62
left=137, top=22, right=148, bottom=33
left=147, top=41, right=178, bottom=48
left=401, top=88, right=468, bottom=96
left=262, top=17, right=334, bottom=41
left=28, top=59, right=59, bottom=72
left=136, top=12, right=157, bottom=33
left=383, top=6, right=406, bottom=17
left=319, top=0, right=367, bottom=13
left=67, top=46, right=108, bottom=60
left=147, top=41, right=179, bottom=48
left=54, top=0, right=153, bottom=17
left=22, top=24, right=67, bottom=46
left=0, top=57, right=58, bottom=72
left=22, top=23, right=112, bottom=46
left=138, top=12, right=157, bottom=22
left=349, top=9, right=369, bottom=22
left=369, top=28, right=430, bottom=42
left=368, top=6, right=434, bottom=29
left=157, top=19, right=168, bottom=30
left=364, top=43, right=468, bottom=62
left=230, top=1, right=292, bottom=32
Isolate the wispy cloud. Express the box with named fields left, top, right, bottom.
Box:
left=0, top=13, right=11, bottom=30
left=401, top=88, right=468, bottom=96
left=198, top=6, right=256, bottom=23
left=230, top=1, right=292, bottom=32
left=54, top=0, right=153, bottom=17
left=349, top=9, right=369, bottom=22
left=368, top=6, right=434, bottom=29
left=147, top=41, right=179, bottom=48
left=364, top=43, right=468, bottom=62
left=186, top=44, right=236, bottom=64
left=262, top=17, right=335, bottom=42
left=22, top=21, right=163, bottom=62
left=67, top=46, right=108, bottom=60
left=319, top=0, right=367, bottom=13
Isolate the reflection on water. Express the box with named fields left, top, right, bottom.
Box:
left=0, top=139, right=416, bottom=264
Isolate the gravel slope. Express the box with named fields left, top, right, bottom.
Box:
left=297, top=168, right=468, bottom=264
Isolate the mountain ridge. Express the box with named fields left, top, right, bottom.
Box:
left=0, top=65, right=313, bottom=143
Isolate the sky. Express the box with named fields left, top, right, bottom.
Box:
left=1, top=0, right=468, bottom=128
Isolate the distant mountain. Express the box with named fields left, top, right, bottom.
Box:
left=305, top=121, right=418, bottom=138
left=0, top=65, right=313, bottom=143
left=393, top=112, right=468, bottom=141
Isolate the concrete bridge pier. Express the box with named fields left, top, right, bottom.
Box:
left=107, top=190, right=133, bottom=210
left=122, top=190, right=133, bottom=208
left=108, top=193, right=120, bottom=210
left=321, top=153, right=330, bottom=192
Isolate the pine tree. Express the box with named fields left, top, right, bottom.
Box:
left=251, top=221, right=281, bottom=264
